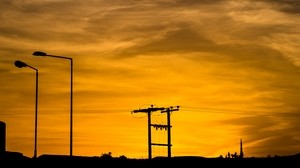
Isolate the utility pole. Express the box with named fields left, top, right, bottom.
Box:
left=132, top=105, right=165, bottom=159
left=132, top=105, right=179, bottom=159
left=161, top=106, right=179, bottom=158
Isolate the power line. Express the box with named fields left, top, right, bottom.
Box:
left=1, top=106, right=299, bottom=118
left=180, top=105, right=300, bottom=118
left=0, top=109, right=132, bottom=116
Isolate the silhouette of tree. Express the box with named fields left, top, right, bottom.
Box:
left=118, top=155, right=127, bottom=160
left=100, top=152, right=112, bottom=159
left=227, top=152, right=231, bottom=158
left=231, top=152, right=238, bottom=158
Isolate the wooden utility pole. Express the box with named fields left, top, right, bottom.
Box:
left=132, top=105, right=165, bottom=159
left=161, top=106, right=179, bottom=158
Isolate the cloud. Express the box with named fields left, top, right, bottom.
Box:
left=221, top=114, right=300, bottom=156
left=114, top=28, right=214, bottom=57
left=263, top=0, right=300, bottom=14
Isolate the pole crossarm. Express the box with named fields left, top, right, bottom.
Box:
left=151, top=143, right=172, bottom=146
left=132, top=107, right=165, bottom=113
left=161, top=106, right=180, bottom=113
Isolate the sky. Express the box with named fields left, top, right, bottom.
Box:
left=1, top=0, right=300, bottom=159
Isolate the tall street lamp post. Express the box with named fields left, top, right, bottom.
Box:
left=14, top=60, right=39, bottom=159
left=32, top=51, right=73, bottom=157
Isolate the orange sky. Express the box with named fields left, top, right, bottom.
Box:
left=1, top=0, right=300, bottom=159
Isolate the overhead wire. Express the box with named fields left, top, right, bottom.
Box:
left=1, top=105, right=299, bottom=118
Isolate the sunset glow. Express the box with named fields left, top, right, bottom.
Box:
left=1, top=0, right=300, bottom=159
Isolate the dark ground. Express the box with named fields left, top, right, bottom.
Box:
left=1, top=151, right=299, bottom=167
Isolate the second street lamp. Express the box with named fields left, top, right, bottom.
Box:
left=14, top=60, right=39, bottom=159
left=32, top=51, right=74, bottom=157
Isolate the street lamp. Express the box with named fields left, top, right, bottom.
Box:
left=32, top=51, right=73, bottom=157
left=14, top=60, right=39, bottom=159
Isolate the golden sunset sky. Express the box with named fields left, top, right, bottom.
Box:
left=1, top=0, right=300, bottom=159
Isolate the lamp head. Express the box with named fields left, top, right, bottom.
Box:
left=14, top=60, right=28, bottom=68
left=33, top=51, right=47, bottom=56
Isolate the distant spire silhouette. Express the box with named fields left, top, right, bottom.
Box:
left=239, top=138, right=244, bottom=158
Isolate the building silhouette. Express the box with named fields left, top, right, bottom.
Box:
left=0, top=121, right=5, bottom=156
